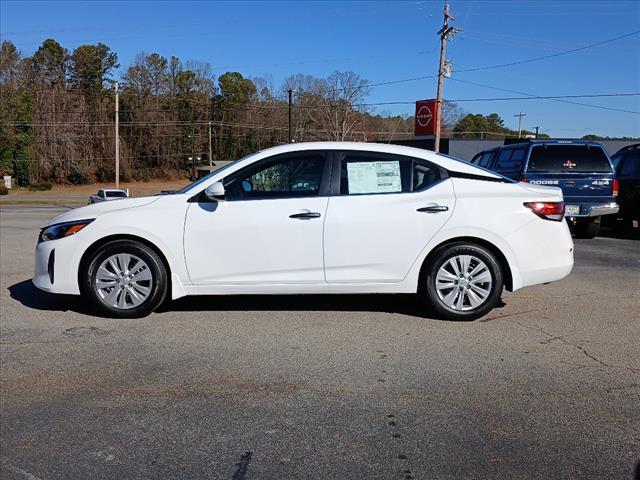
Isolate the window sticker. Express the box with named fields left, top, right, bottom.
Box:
left=346, top=161, right=402, bottom=194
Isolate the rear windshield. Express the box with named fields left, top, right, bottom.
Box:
left=527, top=145, right=611, bottom=173
left=106, top=191, right=127, bottom=197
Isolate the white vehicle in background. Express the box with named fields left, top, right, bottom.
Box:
left=34, top=142, right=574, bottom=320
left=88, top=189, right=129, bottom=204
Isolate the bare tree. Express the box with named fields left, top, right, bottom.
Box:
left=314, top=71, right=370, bottom=141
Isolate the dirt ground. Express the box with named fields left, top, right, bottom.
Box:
left=1, top=180, right=189, bottom=200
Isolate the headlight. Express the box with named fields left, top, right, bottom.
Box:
left=38, top=219, right=94, bottom=243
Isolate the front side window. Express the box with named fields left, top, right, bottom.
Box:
left=223, top=154, right=326, bottom=200
left=340, top=153, right=443, bottom=195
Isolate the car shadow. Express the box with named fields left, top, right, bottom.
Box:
left=9, top=279, right=507, bottom=320
left=7, top=280, right=96, bottom=315
left=159, top=293, right=430, bottom=316
left=161, top=293, right=506, bottom=319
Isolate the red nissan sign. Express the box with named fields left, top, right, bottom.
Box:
left=414, top=99, right=438, bottom=136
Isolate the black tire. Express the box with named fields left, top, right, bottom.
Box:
left=82, top=240, right=168, bottom=318
left=572, top=216, right=601, bottom=239
left=420, top=242, right=504, bottom=321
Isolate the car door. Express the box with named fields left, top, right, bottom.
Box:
left=183, top=151, right=331, bottom=285
left=323, top=151, right=455, bottom=283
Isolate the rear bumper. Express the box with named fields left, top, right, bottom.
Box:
left=506, top=218, right=574, bottom=290
left=565, top=201, right=619, bottom=217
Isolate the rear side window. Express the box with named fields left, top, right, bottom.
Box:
left=619, top=150, right=640, bottom=177
left=610, top=151, right=624, bottom=169
left=340, top=153, right=443, bottom=195
left=495, top=149, right=524, bottom=171
left=527, top=145, right=612, bottom=173
left=475, top=152, right=493, bottom=168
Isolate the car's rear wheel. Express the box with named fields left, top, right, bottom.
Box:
left=573, top=216, right=601, bottom=239
left=83, top=240, right=168, bottom=318
left=421, top=243, right=503, bottom=321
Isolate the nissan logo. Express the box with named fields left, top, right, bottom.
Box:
left=416, top=105, right=433, bottom=127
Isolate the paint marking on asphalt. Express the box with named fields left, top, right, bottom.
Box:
left=0, top=457, right=43, bottom=480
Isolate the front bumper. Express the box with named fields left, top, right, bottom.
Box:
left=33, top=238, right=82, bottom=295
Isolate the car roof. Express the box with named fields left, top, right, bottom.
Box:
left=615, top=143, right=640, bottom=154
left=246, top=141, right=502, bottom=179
left=512, top=140, right=605, bottom=147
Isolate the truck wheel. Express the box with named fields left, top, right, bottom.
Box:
left=573, top=216, right=601, bottom=239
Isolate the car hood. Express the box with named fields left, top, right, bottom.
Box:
left=43, top=195, right=161, bottom=228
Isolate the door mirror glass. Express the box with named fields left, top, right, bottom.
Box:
left=242, top=180, right=253, bottom=192
left=204, top=181, right=226, bottom=200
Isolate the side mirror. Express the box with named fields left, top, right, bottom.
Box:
left=204, top=181, right=226, bottom=201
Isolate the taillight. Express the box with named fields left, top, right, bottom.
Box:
left=524, top=202, right=565, bottom=222
left=612, top=178, right=619, bottom=198
left=519, top=174, right=528, bottom=183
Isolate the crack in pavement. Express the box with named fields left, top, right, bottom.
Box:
left=512, top=320, right=640, bottom=374
left=479, top=309, right=536, bottom=323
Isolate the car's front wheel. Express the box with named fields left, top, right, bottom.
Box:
left=82, top=240, right=168, bottom=318
left=421, top=242, right=504, bottom=321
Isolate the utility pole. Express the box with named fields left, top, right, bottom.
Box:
left=434, top=1, right=460, bottom=153
left=534, top=125, right=540, bottom=138
left=514, top=112, right=527, bottom=138
left=288, top=88, right=293, bottom=143
left=208, top=121, right=213, bottom=170
left=114, top=81, right=119, bottom=189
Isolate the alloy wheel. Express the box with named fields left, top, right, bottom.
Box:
left=435, top=254, right=493, bottom=311
left=94, top=253, right=154, bottom=310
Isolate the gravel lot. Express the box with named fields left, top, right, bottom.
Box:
left=1, top=205, right=639, bottom=479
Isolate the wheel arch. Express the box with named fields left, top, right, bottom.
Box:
left=418, top=236, right=514, bottom=292
left=77, top=234, right=173, bottom=295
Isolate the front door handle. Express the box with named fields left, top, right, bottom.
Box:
left=290, top=211, right=321, bottom=219
left=417, top=205, right=449, bottom=213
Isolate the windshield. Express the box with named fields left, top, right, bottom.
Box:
left=106, top=191, right=127, bottom=197
left=527, top=145, right=612, bottom=173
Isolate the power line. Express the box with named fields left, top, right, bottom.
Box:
left=455, top=29, right=640, bottom=73
left=449, top=77, right=640, bottom=114
left=8, top=92, right=639, bottom=127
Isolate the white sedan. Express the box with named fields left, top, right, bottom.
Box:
left=33, top=142, right=574, bottom=320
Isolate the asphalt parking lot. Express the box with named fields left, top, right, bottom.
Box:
left=1, top=205, right=639, bottom=480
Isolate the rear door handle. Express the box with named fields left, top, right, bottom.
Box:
left=290, top=211, right=321, bottom=219
left=417, top=205, right=449, bottom=213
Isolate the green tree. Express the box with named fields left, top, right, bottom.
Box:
left=218, top=72, right=257, bottom=105
left=68, top=43, right=118, bottom=92
left=486, top=113, right=505, bottom=130
left=31, top=39, right=67, bottom=87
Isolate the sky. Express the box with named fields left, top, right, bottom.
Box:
left=1, top=0, right=640, bottom=138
